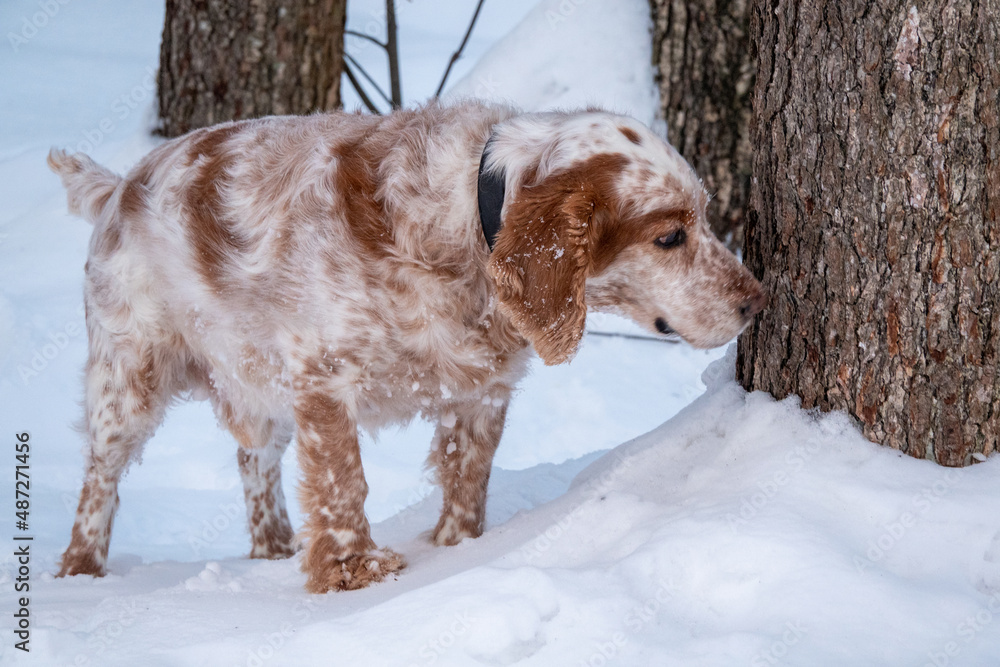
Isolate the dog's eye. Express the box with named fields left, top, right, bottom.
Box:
left=655, top=229, right=686, bottom=249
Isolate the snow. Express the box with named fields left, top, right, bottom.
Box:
left=445, top=0, right=659, bottom=128
left=3, top=0, right=1000, bottom=665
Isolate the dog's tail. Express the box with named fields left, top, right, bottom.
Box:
left=47, top=148, right=122, bottom=225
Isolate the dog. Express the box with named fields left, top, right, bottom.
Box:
left=48, top=100, right=765, bottom=592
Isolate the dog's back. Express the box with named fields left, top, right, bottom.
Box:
left=50, top=103, right=528, bottom=422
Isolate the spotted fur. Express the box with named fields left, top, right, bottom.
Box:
left=48, top=100, right=764, bottom=592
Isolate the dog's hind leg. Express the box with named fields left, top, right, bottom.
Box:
left=217, top=406, right=296, bottom=559
left=58, top=325, right=172, bottom=577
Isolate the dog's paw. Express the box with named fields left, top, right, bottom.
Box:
left=56, top=549, right=107, bottom=578
left=304, top=548, right=406, bottom=593
left=248, top=523, right=298, bottom=560
left=249, top=542, right=297, bottom=560
left=433, top=514, right=482, bottom=546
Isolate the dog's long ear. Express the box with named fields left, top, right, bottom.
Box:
left=488, top=169, right=597, bottom=365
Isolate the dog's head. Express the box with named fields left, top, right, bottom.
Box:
left=487, top=112, right=765, bottom=365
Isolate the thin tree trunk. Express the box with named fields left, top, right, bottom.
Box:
left=385, top=0, right=402, bottom=108
left=158, top=0, right=347, bottom=137
left=650, top=0, right=754, bottom=250
left=738, top=0, right=1000, bottom=466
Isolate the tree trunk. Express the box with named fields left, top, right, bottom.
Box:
left=157, top=0, right=347, bottom=137
left=738, top=0, right=1000, bottom=466
left=649, top=0, right=754, bottom=250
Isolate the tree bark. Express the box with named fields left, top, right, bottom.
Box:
left=650, top=0, right=754, bottom=250
left=158, top=0, right=347, bottom=137
left=738, top=0, right=1000, bottom=466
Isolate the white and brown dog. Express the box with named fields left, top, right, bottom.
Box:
left=49, top=101, right=765, bottom=593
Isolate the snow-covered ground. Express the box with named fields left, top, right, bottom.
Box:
left=2, top=1, right=999, bottom=665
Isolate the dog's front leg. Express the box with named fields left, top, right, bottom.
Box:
left=294, top=391, right=404, bottom=592
left=430, top=392, right=510, bottom=546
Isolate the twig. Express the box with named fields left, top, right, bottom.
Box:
left=434, top=0, right=488, bottom=98
left=345, top=53, right=393, bottom=107
left=345, top=29, right=387, bottom=50
left=343, top=61, right=382, bottom=114
left=585, top=330, right=679, bottom=344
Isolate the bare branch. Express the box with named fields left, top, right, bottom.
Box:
left=345, top=29, right=387, bottom=50
left=343, top=61, right=383, bottom=114
left=344, top=53, right=393, bottom=107
left=434, top=0, right=487, bottom=98
left=586, top=331, right=678, bottom=344
left=385, top=0, right=402, bottom=107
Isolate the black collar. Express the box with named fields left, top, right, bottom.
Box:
left=477, top=135, right=505, bottom=252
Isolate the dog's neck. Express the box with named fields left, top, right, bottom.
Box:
left=477, top=134, right=505, bottom=252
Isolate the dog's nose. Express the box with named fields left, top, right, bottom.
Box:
left=739, top=291, right=768, bottom=321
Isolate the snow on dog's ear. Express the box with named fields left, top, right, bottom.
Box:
left=489, top=157, right=622, bottom=365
